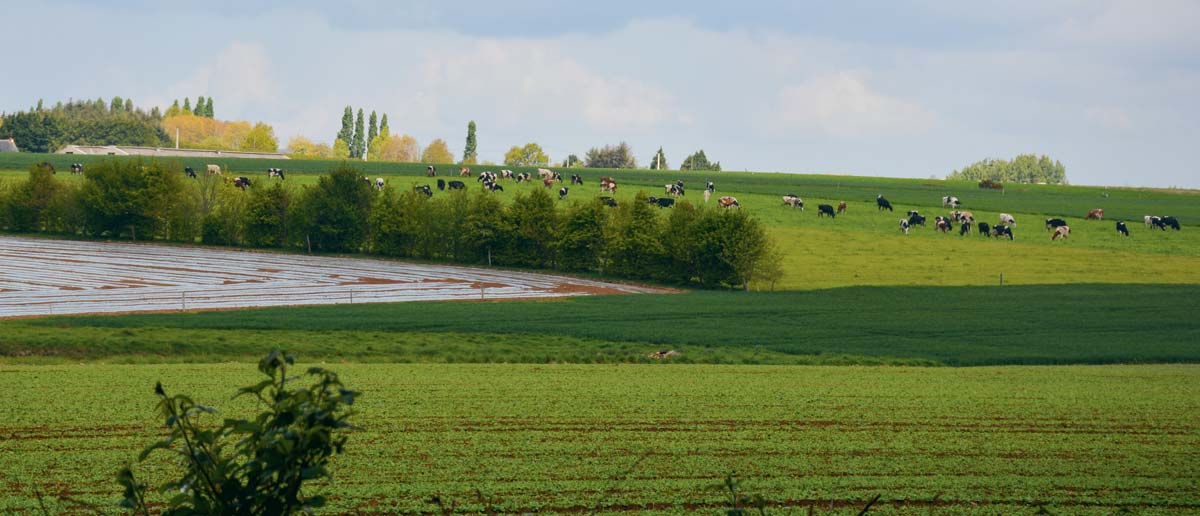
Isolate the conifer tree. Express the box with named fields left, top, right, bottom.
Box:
left=462, top=120, right=478, bottom=164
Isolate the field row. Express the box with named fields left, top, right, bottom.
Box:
left=0, top=363, right=1195, bottom=514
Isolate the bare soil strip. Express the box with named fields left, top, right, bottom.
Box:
left=0, top=236, right=663, bottom=318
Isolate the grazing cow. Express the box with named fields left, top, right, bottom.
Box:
left=1144, top=215, right=1155, bottom=227
left=999, top=213, right=1016, bottom=226
left=501, top=169, right=514, bottom=179
left=648, top=196, right=675, bottom=208
left=837, top=201, right=847, bottom=214
left=486, top=182, right=504, bottom=192
left=705, top=181, right=715, bottom=192
left=876, top=195, right=893, bottom=211
left=267, top=168, right=286, bottom=180
left=599, top=196, right=618, bottom=207
left=908, top=213, right=926, bottom=227
left=206, top=164, right=222, bottom=175
left=1116, top=220, right=1130, bottom=236
left=978, top=222, right=991, bottom=237
left=899, top=218, right=910, bottom=235
left=70, top=163, right=84, bottom=174
left=1085, top=208, right=1104, bottom=220
left=600, top=177, right=617, bottom=193
left=515, top=172, right=531, bottom=183
left=994, top=224, right=1014, bottom=240
left=558, top=186, right=569, bottom=199
left=233, top=176, right=251, bottom=190
left=543, top=177, right=556, bottom=188
left=1045, top=218, right=1068, bottom=230
left=414, top=185, right=433, bottom=197
left=537, top=168, right=559, bottom=181
left=718, top=196, right=740, bottom=208
left=907, top=209, right=920, bottom=217
left=184, top=166, right=197, bottom=179
left=459, top=167, right=471, bottom=177
left=959, top=221, right=972, bottom=236
left=448, top=180, right=465, bottom=190
left=782, top=194, right=804, bottom=210
left=942, top=195, right=961, bottom=208
left=1052, top=225, right=1070, bottom=241
left=571, top=174, right=583, bottom=185
left=476, top=171, right=497, bottom=183
left=437, top=178, right=446, bottom=191
left=665, top=183, right=684, bottom=197
left=817, top=204, right=836, bottom=218
left=1161, top=216, right=1181, bottom=231
left=375, top=177, right=385, bottom=190
left=935, top=217, right=950, bottom=233
left=958, top=211, right=974, bottom=222
left=427, top=165, right=436, bottom=177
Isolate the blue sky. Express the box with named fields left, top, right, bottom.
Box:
left=2, top=1, right=1198, bottom=187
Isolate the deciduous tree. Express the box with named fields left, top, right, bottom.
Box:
left=503, top=142, right=549, bottom=166
left=421, top=138, right=454, bottom=163
left=462, top=120, right=477, bottom=164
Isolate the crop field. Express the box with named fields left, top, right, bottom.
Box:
left=0, top=235, right=659, bottom=318
left=0, top=363, right=1196, bottom=515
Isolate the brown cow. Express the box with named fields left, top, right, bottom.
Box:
left=459, top=166, right=471, bottom=177
left=1052, top=225, right=1071, bottom=240
left=836, top=201, right=847, bottom=214
left=600, top=177, right=617, bottom=193
left=1085, top=208, right=1104, bottom=220
left=718, top=196, right=740, bottom=208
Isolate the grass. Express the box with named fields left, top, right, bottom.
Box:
left=1, top=363, right=1196, bottom=514
left=5, top=284, right=1197, bottom=366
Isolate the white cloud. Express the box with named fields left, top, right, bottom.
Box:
left=156, top=42, right=279, bottom=119
left=773, top=72, right=937, bottom=137
left=1086, top=106, right=1134, bottom=131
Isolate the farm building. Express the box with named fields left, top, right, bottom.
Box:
left=55, top=144, right=289, bottom=160
left=0, top=138, right=18, bottom=152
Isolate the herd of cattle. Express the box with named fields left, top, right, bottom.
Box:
left=166, top=164, right=1185, bottom=238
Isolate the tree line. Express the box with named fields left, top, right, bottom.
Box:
left=164, top=96, right=214, bottom=118
left=0, top=98, right=168, bottom=152
left=0, top=160, right=780, bottom=289
left=947, top=154, right=1067, bottom=184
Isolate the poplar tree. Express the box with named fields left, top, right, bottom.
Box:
left=462, top=120, right=478, bottom=164
left=337, top=107, right=354, bottom=156
left=367, top=111, right=378, bottom=151
left=379, top=114, right=389, bottom=137
left=351, top=109, right=366, bottom=158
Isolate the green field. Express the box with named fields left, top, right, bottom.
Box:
left=1, top=363, right=1196, bottom=515
left=4, top=284, right=1198, bottom=366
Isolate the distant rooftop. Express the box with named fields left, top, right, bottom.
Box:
left=0, top=138, right=18, bottom=152
left=55, top=144, right=289, bottom=160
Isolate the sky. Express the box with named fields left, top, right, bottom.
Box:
left=2, top=1, right=1198, bottom=187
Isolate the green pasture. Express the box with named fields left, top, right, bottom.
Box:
left=1, top=363, right=1196, bottom=515
left=5, top=284, right=1197, bottom=366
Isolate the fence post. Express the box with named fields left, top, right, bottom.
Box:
left=1000, top=273, right=1004, bottom=286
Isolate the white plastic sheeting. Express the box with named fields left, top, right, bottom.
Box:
left=0, top=236, right=659, bottom=318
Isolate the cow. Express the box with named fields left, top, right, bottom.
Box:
left=817, top=204, right=836, bottom=218
left=70, top=163, right=84, bottom=174
left=233, top=176, right=251, bottom=190
left=665, top=183, right=684, bottom=197
left=476, top=171, right=497, bottom=183
left=486, top=182, right=504, bottom=192
left=994, top=224, right=1014, bottom=240
left=907, top=210, right=920, bottom=218
left=1085, top=208, right=1104, bottom=220
left=876, top=195, right=893, bottom=211
left=978, top=222, right=991, bottom=237
left=600, top=177, right=617, bottom=193
left=184, top=166, right=197, bottom=179
left=908, top=213, right=926, bottom=227
left=267, top=168, right=286, bottom=180
left=836, top=201, right=847, bottom=214
left=459, top=167, right=471, bottom=177
left=952, top=210, right=975, bottom=223
left=427, top=165, right=437, bottom=177
left=718, top=196, right=740, bottom=208
left=375, top=177, right=385, bottom=190
left=1144, top=215, right=1155, bottom=227
left=648, top=196, right=674, bottom=208
left=448, top=180, right=465, bottom=190
left=537, top=168, right=559, bottom=181
left=959, top=221, right=972, bottom=236
left=543, top=177, right=556, bottom=188
left=999, top=213, right=1016, bottom=226
left=899, top=218, right=910, bottom=235
left=599, top=196, right=618, bottom=207
left=571, top=174, right=583, bottom=185
left=437, top=179, right=446, bottom=190
left=414, top=185, right=433, bottom=197
left=515, top=172, right=531, bottom=183
left=558, top=186, right=569, bottom=200
left=942, top=195, right=961, bottom=208
left=501, top=169, right=514, bottom=179
left=206, top=164, right=222, bottom=175
left=782, top=194, right=804, bottom=210
left=1116, top=220, right=1130, bottom=236
left=1161, top=216, right=1181, bottom=231
left=935, top=217, right=950, bottom=233
left=1052, top=225, right=1070, bottom=241
left=1045, top=218, right=1068, bottom=230
left=705, top=181, right=715, bottom=193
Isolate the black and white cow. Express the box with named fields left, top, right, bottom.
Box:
left=485, top=181, right=503, bottom=192
left=1045, top=218, right=1068, bottom=230
left=999, top=213, right=1016, bottom=226
left=705, top=181, right=715, bottom=192
left=414, top=185, right=433, bottom=197
left=665, top=183, right=684, bottom=197
left=558, top=186, right=569, bottom=199
left=477, top=171, right=497, bottom=184
left=267, top=167, right=286, bottom=180
left=501, top=169, right=514, bottom=179
left=782, top=194, right=804, bottom=210
left=899, top=218, right=910, bottom=235
left=978, top=222, right=991, bottom=237
left=375, top=177, right=385, bottom=190
left=1116, top=220, right=1130, bottom=236
left=876, top=195, right=893, bottom=211
left=959, top=221, right=972, bottom=236
left=426, top=165, right=437, bottom=177
left=993, top=224, right=1014, bottom=240
left=184, top=166, right=197, bottom=179
left=817, top=204, right=836, bottom=218
left=437, top=179, right=446, bottom=190
left=942, top=195, right=961, bottom=208
left=648, top=196, right=675, bottom=208
left=935, top=216, right=951, bottom=233
left=908, top=213, right=926, bottom=226
left=571, top=174, right=583, bottom=185
left=448, top=180, right=466, bottom=190
left=70, top=163, right=84, bottom=174
left=233, top=176, right=251, bottom=190
left=1160, top=216, right=1181, bottom=231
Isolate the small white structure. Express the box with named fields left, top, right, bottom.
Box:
left=0, top=138, right=18, bottom=153
left=56, top=145, right=289, bottom=160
